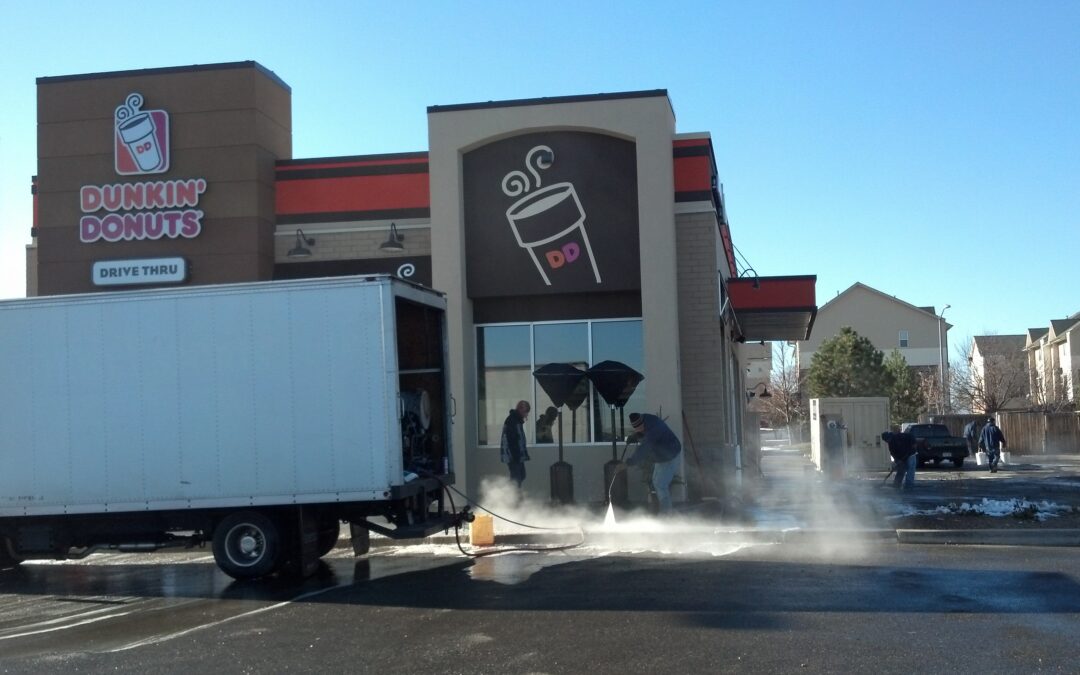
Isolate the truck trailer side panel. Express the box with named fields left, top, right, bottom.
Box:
left=0, top=277, right=431, bottom=517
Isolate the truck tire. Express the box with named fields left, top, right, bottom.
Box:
left=317, top=519, right=340, bottom=557
left=349, top=523, right=371, bottom=556
left=212, top=511, right=284, bottom=580
left=953, top=458, right=965, bottom=468
left=0, top=537, right=22, bottom=570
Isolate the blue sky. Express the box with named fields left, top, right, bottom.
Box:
left=1, top=1, right=1077, bottom=358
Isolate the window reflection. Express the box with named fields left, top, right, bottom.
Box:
left=476, top=325, right=531, bottom=446
left=534, top=323, right=589, bottom=445
left=476, top=319, right=645, bottom=446
left=591, top=321, right=645, bottom=443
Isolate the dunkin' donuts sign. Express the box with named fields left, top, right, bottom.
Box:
left=79, top=93, right=207, bottom=243
left=463, top=131, right=640, bottom=298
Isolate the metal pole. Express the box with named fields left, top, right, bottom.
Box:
left=938, top=304, right=950, bottom=413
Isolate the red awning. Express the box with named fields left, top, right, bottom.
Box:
left=728, top=275, right=817, bottom=341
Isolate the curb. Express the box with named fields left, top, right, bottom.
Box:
left=896, top=528, right=1080, bottom=547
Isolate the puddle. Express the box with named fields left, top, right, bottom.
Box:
left=466, top=551, right=586, bottom=585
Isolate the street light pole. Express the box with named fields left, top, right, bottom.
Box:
left=938, top=304, right=951, bottom=414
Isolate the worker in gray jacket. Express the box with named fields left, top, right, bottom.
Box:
left=500, top=400, right=531, bottom=488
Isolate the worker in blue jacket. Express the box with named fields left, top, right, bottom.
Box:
left=625, top=412, right=682, bottom=514
left=979, top=417, right=1007, bottom=473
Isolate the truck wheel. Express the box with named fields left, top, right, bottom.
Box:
left=349, top=523, right=371, bottom=556
left=317, top=519, right=341, bottom=557
left=0, top=537, right=22, bottom=569
left=212, top=511, right=283, bottom=580
left=953, top=458, right=965, bottom=468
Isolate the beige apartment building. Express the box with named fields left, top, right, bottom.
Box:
left=969, top=335, right=1029, bottom=411
left=1025, top=314, right=1080, bottom=408
left=796, top=282, right=950, bottom=384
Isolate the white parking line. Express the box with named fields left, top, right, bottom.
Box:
left=0, top=609, right=135, bottom=641
left=106, top=582, right=352, bottom=652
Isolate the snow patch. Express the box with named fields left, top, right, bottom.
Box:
left=894, top=498, right=1076, bottom=521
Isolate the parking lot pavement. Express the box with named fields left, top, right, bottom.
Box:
left=749, top=449, right=1080, bottom=544
left=853, top=454, right=1080, bottom=506
left=350, top=450, right=1080, bottom=552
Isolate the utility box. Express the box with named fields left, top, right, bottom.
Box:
left=810, top=398, right=891, bottom=474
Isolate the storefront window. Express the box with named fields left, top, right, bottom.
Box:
left=476, top=319, right=644, bottom=446
left=476, top=325, right=531, bottom=446
left=590, top=320, right=646, bottom=443
left=534, top=323, right=590, bottom=445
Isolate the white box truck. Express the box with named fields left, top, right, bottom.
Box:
left=0, top=275, right=464, bottom=579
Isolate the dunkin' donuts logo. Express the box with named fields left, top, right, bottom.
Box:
left=501, top=145, right=602, bottom=286
left=78, top=92, right=205, bottom=244
left=462, top=130, right=639, bottom=299
left=114, top=93, right=169, bottom=175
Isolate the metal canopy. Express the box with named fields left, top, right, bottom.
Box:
left=728, top=275, right=817, bottom=341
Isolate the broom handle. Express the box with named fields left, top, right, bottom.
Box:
left=681, top=411, right=704, bottom=469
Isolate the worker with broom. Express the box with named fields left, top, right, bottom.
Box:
left=881, top=429, right=918, bottom=491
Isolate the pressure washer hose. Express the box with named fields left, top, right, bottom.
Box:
left=427, top=475, right=586, bottom=559
left=607, top=438, right=635, bottom=503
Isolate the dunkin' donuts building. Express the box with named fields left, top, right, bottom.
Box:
left=28, top=61, right=816, bottom=504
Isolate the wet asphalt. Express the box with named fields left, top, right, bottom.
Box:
left=0, top=449, right=1078, bottom=672
left=2, top=542, right=1079, bottom=673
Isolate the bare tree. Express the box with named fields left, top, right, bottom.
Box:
left=1031, top=367, right=1076, bottom=412
left=758, top=342, right=806, bottom=429
left=916, top=370, right=942, bottom=417
left=950, top=338, right=1029, bottom=414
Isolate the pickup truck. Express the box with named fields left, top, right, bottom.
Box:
left=903, top=423, right=969, bottom=468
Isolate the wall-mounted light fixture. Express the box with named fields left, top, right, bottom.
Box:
left=746, top=382, right=772, bottom=401
left=379, top=223, right=405, bottom=252
left=287, top=229, right=315, bottom=259
left=739, top=267, right=760, bottom=289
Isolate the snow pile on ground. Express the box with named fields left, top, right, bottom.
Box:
left=895, top=498, right=1077, bottom=521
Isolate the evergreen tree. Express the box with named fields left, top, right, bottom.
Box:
left=883, top=349, right=924, bottom=425
left=807, top=327, right=893, bottom=398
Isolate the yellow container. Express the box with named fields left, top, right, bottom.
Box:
left=469, top=514, right=495, bottom=546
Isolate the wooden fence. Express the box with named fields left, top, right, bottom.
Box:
left=926, top=412, right=1080, bottom=455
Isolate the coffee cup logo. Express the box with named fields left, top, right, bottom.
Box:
left=502, top=146, right=602, bottom=286
left=115, top=93, right=170, bottom=175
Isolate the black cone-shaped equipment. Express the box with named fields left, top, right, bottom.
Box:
left=586, top=360, right=644, bottom=507
left=533, top=363, right=589, bottom=505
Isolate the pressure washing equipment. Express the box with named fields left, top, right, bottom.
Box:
left=604, top=437, right=636, bottom=525
left=587, top=360, right=644, bottom=510
left=533, top=363, right=590, bottom=505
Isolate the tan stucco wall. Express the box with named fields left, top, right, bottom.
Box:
left=25, top=244, right=38, bottom=297
left=799, top=285, right=948, bottom=370
left=428, top=94, right=680, bottom=500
